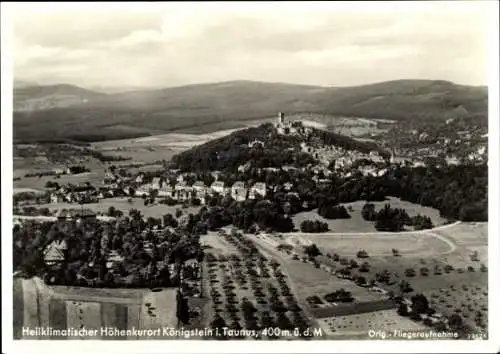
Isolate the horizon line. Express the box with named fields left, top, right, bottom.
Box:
left=13, top=78, right=488, bottom=93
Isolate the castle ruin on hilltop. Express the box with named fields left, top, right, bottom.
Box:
left=273, top=112, right=310, bottom=136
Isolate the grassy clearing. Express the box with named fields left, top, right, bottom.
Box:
left=51, top=286, right=145, bottom=300
left=126, top=305, right=141, bottom=340
left=36, top=198, right=201, bottom=219
left=139, top=290, right=177, bottom=336
left=318, top=309, right=427, bottom=338
left=202, top=233, right=240, bottom=257
left=13, top=279, right=24, bottom=339
left=283, top=259, right=383, bottom=304
left=293, top=197, right=448, bottom=233
left=289, top=232, right=452, bottom=257
left=22, top=279, right=41, bottom=336
left=364, top=197, right=449, bottom=226
left=100, top=303, right=128, bottom=340
left=66, top=301, right=101, bottom=339
left=49, top=298, right=67, bottom=339
left=101, top=303, right=118, bottom=341
left=98, top=147, right=178, bottom=164
left=435, top=222, right=487, bottom=246
left=14, top=170, right=106, bottom=190
left=292, top=210, right=376, bottom=233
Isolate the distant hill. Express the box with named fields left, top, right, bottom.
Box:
left=14, top=80, right=39, bottom=88
left=13, top=79, right=488, bottom=143
left=14, top=84, right=106, bottom=112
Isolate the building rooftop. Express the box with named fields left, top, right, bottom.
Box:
left=232, top=181, right=246, bottom=189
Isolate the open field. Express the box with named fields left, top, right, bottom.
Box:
left=139, top=290, right=177, bottom=338
left=97, top=147, right=178, bottom=164
left=13, top=277, right=181, bottom=340
left=292, top=209, right=377, bottom=233
left=202, top=232, right=240, bottom=257
left=292, top=197, right=448, bottom=233
left=35, top=198, right=202, bottom=219
left=91, top=129, right=242, bottom=151
left=281, top=259, right=383, bottom=304
left=283, top=114, right=392, bottom=137
left=14, top=170, right=107, bottom=189
left=287, top=232, right=453, bottom=258
left=318, top=309, right=427, bottom=339
left=434, top=222, right=488, bottom=268
left=13, top=187, right=45, bottom=195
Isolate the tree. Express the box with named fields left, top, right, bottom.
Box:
left=210, top=315, right=228, bottom=339
left=397, top=303, right=409, bottom=317
left=107, top=206, right=116, bottom=217
left=448, top=314, right=464, bottom=331
left=318, top=204, right=351, bottom=219
left=420, top=267, right=429, bottom=276
left=359, top=262, right=370, bottom=273
left=411, top=214, right=434, bottom=230
left=356, top=276, right=367, bottom=286
left=361, top=203, right=377, bottom=221
left=374, top=204, right=410, bottom=232
left=176, top=290, right=190, bottom=326
left=356, top=250, right=369, bottom=258
left=304, top=244, right=321, bottom=258
left=411, top=294, right=429, bottom=314
left=470, top=251, right=479, bottom=262
left=399, top=280, right=413, bottom=294
left=405, top=268, right=416, bottom=277
left=300, top=220, right=329, bottom=233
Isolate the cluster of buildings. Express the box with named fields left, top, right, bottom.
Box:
left=137, top=176, right=268, bottom=204
left=49, top=182, right=134, bottom=205
left=300, top=138, right=389, bottom=170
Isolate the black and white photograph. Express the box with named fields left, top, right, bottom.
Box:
left=2, top=1, right=499, bottom=353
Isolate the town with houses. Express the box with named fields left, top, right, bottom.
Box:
left=14, top=113, right=488, bottom=216
left=12, top=109, right=490, bottom=343
left=7, top=3, right=495, bottom=350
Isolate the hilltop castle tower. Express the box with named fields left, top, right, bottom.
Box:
left=278, top=112, right=285, bottom=124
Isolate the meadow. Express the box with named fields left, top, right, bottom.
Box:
left=35, top=198, right=202, bottom=219
left=292, top=197, right=449, bottom=234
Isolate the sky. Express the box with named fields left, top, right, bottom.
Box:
left=7, top=1, right=493, bottom=89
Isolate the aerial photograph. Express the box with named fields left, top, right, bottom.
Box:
left=5, top=1, right=495, bottom=349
